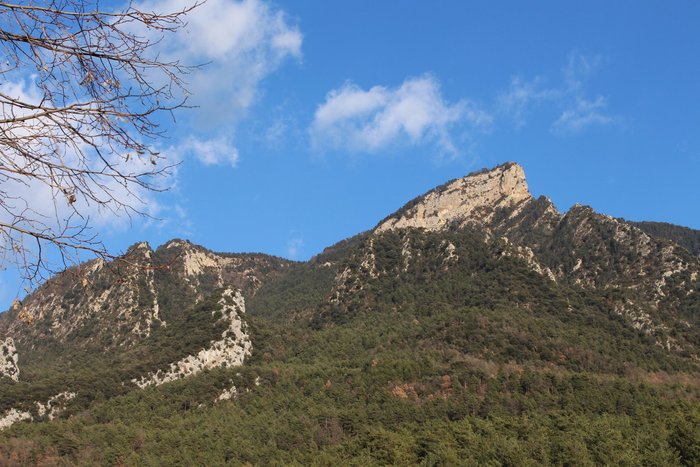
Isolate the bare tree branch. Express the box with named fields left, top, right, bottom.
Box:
left=0, top=0, right=201, bottom=285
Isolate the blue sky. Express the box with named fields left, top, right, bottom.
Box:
left=1, top=0, right=699, bottom=307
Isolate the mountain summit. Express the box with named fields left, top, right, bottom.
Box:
left=376, top=162, right=534, bottom=232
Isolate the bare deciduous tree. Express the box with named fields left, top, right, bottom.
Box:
left=0, top=1, right=199, bottom=282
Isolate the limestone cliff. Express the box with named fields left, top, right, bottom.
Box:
left=134, top=287, right=252, bottom=388
left=0, top=338, right=18, bottom=382
left=376, top=162, right=533, bottom=233
left=0, top=240, right=291, bottom=353
left=374, top=163, right=699, bottom=296
left=366, top=162, right=700, bottom=350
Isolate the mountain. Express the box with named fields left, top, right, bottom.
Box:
left=0, top=163, right=698, bottom=465
left=631, top=221, right=700, bottom=257
left=0, top=239, right=291, bottom=352
left=374, top=162, right=700, bottom=350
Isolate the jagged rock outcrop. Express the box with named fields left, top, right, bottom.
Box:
left=375, top=163, right=699, bottom=291
left=366, top=162, right=700, bottom=350
left=0, top=240, right=291, bottom=352
left=160, top=240, right=290, bottom=298
left=632, top=221, right=700, bottom=257
left=0, top=242, right=164, bottom=350
left=376, top=162, right=533, bottom=233
left=0, top=392, right=76, bottom=430
left=134, top=287, right=252, bottom=388
left=0, top=338, right=18, bottom=382
left=377, top=163, right=698, bottom=290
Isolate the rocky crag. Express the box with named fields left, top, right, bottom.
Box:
left=0, top=241, right=291, bottom=428
left=365, top=163, right=700, bottom=350
left=0, top=338, right=18, bottom=382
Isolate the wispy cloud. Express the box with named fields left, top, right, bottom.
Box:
left=174, top=136, right=240, bottom=167
left=137, top=0, right=302, bottom=127
left=552, top=52, right=617, bottom=133
left=262, top=111, right=303, bottom=150
left=149, top=202, right=195, bottom=238
left=497, top=76, right=560, bottom=129
left=498, top=52, right=618, bottom=133
left=265, top=119, right=290, bottom=146
left=552, top=96, right=615, bottom=134
left=563, top=52, right=602, bottom=91
left=310, top=75, right=491, bottom=156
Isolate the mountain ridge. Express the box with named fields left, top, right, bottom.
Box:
left=3, top=162, right=699, bottom=358
left=0, top=162, right=698, bottom=462
left=372, top=162, right=698, bottom=343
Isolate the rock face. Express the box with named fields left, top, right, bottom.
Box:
left=0, top=240, right=291, bottom=352
left=0, top=243, right=166, bottom=350
left=0, top=409, right=31, bottom=430
left=0, top=338, right=18, bottom=382
left=375, top=163, right=699, bottom=294
left=0, top=240, right=287, bottom=432
left=0, top=392, right=76, bottom=430
left=366, top=162, right=700, bottom=350
left=134, top=287, right=252, bottom=388
left=376, top=162, right=533, bottom=232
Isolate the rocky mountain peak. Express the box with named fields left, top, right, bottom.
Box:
left=375, top=162, right=533, bottom=233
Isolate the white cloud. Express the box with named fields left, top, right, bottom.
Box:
left=497, top=76, right=560, bottom=128
left=263, top=115, right=302, bottom=149
left=563, top=51, right=602, bottom=91
left=265, top=119, right=288, bottom=146
left=553, top=52, right=616, bottom=132
left=135, top=0, right=302, bottom=126
left=498, top=52, right=616, bottom=133
left=310, top=76, right=491, bottom=156
left=314, top=85, right=388, bottom=128
left=175, top=136, right=240, bottom=167
left=552, top=96, right=615, bottom=133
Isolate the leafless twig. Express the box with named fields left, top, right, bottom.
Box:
left=0, top=1, right=201, bottom=284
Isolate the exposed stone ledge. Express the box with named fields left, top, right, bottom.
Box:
left=0, top=392, right=76, bottom=430
left=376, top=162, right=532, bottom=233
left=133, top=287, right=252, bottom=388
left=0, top=338, right=19, bottom=382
